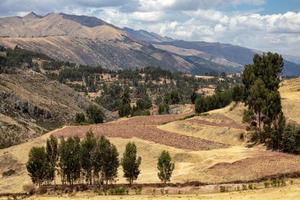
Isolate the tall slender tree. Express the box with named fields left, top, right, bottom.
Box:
left=26, top=147, right=50, bottom=186
left=46, top=135, right=58, bottom=184
left=93, top=136, right=119, bottom=185
left=59, top=137, right=81, bottom=186
left=121, top=142, right=142, bottom=185
left=119, top=86, right=132, bottom=117
left=242, top=52, right=284, bottom=143
left=103, top=143, right=119, bottom=185
left=80, top=130, right=96, bottom=185
left=157, top=150, right=175, bottom=184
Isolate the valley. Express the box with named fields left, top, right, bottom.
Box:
left=0, top=10, right=299, bottom=200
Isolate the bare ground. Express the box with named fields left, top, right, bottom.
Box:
left=52, top=114, right=229, bottom=151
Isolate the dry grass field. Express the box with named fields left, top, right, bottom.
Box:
left=19, top=181, right=300, bottom=200
left=0, top=78, right=300, bottom=198
left=280, top=77, right=300, bottom=124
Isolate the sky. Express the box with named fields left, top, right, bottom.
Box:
left=0, top=0, right=300, bottom=58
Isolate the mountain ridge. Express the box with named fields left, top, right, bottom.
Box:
left=0, top=12, right=299, bottom=75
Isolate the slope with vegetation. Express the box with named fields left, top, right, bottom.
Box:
left=1, top=94, right=300, bottom=193
left=0, top=46, right=113, bottom=148
left=0, top=46, right=299, bottom=199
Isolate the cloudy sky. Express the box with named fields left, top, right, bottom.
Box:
left=1, top=0, right=300, bottom=58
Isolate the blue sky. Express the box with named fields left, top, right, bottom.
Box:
left=0, top=0, right=300, bottom=58
left=227, top=0, right=300, bottom=14
left=257, top=0, right=300, bottom=14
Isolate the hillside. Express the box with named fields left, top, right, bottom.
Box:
left=0, top=45, right=238, bottom=148
left=0, top=12, right=299, bottom=75
left=0, top=78, right=299, bottom=193
left=0, top=69, right=113, bottom=148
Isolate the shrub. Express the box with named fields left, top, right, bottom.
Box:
left=118, top=103, right=132, bottom=117
left=248, top=184, right=254, bottom=190
left=164, top=90, right=181, bottom=105
left=86, top=105, right=104, bottom=124
left=264, top=181, right=270, bottom=188
left=75, top=113, right=86, bottom=124
left=136, top=97, right=152, bottom=110
left=220, top=186, right=227, bottom=192
left=108, top=187, right=129, bottom=195
left=242, top=109, right=254, bottom=123
left=2, top=169, right=16, bottom=177
left=271, top=179, right=280, bottom=187
left=239, top=133, right=245, bottom=141
left=134, top=186, right=142, bottom=195
left=281, top=124, right=300, bottom=154
left=280, top=179, right=286, bottom=186
left=131, top=107, right=150, bottom=116
left=158, top=104, right=169, bottom=115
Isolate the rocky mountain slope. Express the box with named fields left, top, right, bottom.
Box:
left=0, top=69, right=101, bottom=148
left=0, top=12, right=299, bottom=75
left=0, top=45, right=116, bottom=149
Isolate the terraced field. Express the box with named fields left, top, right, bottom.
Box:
left=0, top=78, right=300, bottom=197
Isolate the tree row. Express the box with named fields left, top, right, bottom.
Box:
left=26, top=131, right=175, bottom=186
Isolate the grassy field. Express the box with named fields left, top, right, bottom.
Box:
left=0, top=78, right=300, bottom=197
left=279, top=77, right=300, bottom=124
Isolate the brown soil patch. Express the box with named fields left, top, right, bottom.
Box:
left=206, top=151, right=300, bottom=182
left=188, top=114, right=246, bottom=130
left=52, top=114, right=229, bottom=151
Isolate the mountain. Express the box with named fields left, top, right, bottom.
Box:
left=0, top=12, right=299, bottom=75
left=123, top=27, right=173, bottom=43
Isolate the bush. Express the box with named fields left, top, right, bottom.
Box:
left=264, top=181, right=270, bottom=188
left=119, top=103, right=132, bottom=117
left=281, top=124, right=300, bottom=154
left=164, top=90, right=181, bottom=105
left=75, top=113, right=86, bottom=124
left=158, top=104, right=169, bottom=115
left=2, top=169, right=16, bottom=177
left=239, top=133, right=245, bottom=141
left=134, top=186, right=142, bottom=195
left=86, top=105, right=104, bottom=124
left=242, top=109, right=254, bottom=123
left=131, top=108, right=150, bottom=116
left=108, top=187, right=129, bottom=195
left=136, top=97, right=152, bottom=110
left=219, top=186, right=227, bottom=192
left=248, top=184, right=254, bottom=190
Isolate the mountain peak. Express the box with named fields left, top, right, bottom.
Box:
left=59, top=12, right=107, bottom=27
left=23, top=11, right=41, bottom=19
